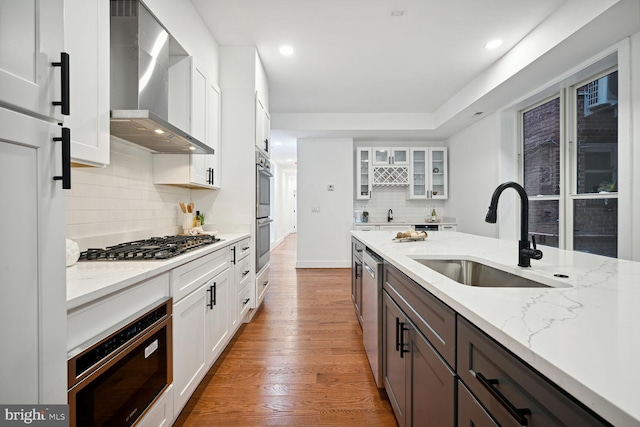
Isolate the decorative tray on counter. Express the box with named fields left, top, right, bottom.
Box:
left=393, top=231, right=428, bottom=242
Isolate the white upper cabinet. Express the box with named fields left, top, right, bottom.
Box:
left=356, top=148, right=372, bottom=200
left=373, top=147, right=410, bottom=165
left=408, top=147, right=448, bottom=199
left=154, top=61, right=221, bottom=189
left=207, top=82, right=221, bottom=186
left=191, top=65, right=207, bottom=144
left=0, top=0, right=65, bottom=122
left=65, top=0, right=110, bottom=166
left=255, top=96, right=270, bottom=156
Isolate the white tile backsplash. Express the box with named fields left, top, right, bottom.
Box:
left=66, top=138, right=191, bottom=247
left=354, top=186, right=446, bottom=223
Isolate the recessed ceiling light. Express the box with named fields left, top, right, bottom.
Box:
left=287, top=159, right=294, bottom=162
left=188, top=146, right=196, bottom=151
left=484, top=39, right=503, bottom=50
left=279, top=45, right=294, bottom=55
left=154, top=129, right=165, bottom=134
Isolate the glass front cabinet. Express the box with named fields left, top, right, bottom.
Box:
left=408, top=147, right=448, bottom=199
left=373, top=147, right=410, bottom=165
left=356, top=147, right=372, bottom=200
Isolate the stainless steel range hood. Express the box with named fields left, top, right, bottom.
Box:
left=110, top=0, right=214, bottom=154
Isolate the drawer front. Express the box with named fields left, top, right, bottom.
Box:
left=235, top=238, right=251, bottom=261
left=256, top=264, right=270, bottom=307
left=457, top=317, right=610, bottom=427
left=172, top=248, right=230, bottom=302
left=457, top=381, right=498, bottom=427
left=383, top=263, right=456, bottom=367
left=235, top=255, right=252, bottom=289
left=239, top=284, right=252, bottom=318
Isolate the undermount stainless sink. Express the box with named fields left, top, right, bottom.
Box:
left=413, top=258, right=552, bottom=288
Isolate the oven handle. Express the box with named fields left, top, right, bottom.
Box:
left=257, top=217, right=274, bottom=225
left=257, top=164, right=274, bottom=178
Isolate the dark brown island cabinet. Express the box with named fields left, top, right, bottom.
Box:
left=351, top=239, right=612, bottom=427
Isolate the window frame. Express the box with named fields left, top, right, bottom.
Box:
left=519, top=66, right=619, bottom=255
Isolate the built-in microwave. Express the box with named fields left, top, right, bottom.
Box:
left=67, top=298, right=173, bottom=427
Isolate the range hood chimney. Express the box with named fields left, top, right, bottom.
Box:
left=110, top=0, right=213, bottom=154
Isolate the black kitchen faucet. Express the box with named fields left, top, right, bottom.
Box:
left=485, top=181, right=543, bottom=267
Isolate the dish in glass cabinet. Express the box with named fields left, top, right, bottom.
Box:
left=433, top=167, right=440, bottom=173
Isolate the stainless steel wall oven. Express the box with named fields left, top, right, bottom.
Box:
left=256, top=149, right=272, bottom=273
left=256, top=150, right=272, bottom=219
left=67, top=298, right=173, bottom=427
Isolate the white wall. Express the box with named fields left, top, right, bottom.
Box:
left=297, top=138, right=353, bottom=268
left=445, top=114, right=502, bottom=238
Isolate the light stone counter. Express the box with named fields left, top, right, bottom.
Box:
left=352, top=230, right=640, bottom=427
left=66, top=233, right=249, bottom=310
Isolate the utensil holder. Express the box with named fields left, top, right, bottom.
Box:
left=182, top=213, right=194, bottom=233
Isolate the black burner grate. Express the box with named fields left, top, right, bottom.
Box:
left=79, top=235, right=221, bottom=261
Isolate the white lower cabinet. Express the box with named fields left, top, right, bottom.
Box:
left=173, top=268, right=231, bottom=415
left=171, top=240, right=248, bottom=419
left=172, top=281, right=208, bottom=415
left=255, top=264, right=270, bottom=309
left=205, top=268, right=230, bottom=367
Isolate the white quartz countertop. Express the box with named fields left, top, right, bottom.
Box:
left=352, top=230, right=640, bottom=426
left=353, top=221, right=457, bottom=226
left=66, top=233, right=249, bottom=310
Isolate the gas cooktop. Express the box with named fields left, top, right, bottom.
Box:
left=79, top=235, right=222, bottom=261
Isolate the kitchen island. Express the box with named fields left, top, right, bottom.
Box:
left=352, top=230, right=640, bottom=426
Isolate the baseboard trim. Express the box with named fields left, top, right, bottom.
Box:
left=295, top=260, right=351, bottom=268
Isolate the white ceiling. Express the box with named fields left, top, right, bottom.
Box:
left=188, top=0, right=569, bottom=170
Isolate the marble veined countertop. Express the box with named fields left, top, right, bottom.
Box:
left=66, top=233, right=249, bottom=310
left=352, top=230, right=640, bottom=426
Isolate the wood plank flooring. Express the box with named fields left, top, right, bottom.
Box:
left=173, top=233, right=397, bottom=426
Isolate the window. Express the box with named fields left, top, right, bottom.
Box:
left=521, top=70, right=618, bottom=257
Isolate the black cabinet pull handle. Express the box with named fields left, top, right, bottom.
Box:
left=263, top=281, right=269, bottom=286
left=242, top=270, right=250, bottom=277
left=395, top=317, right=401, bottom=352
left=213, top=282, right=217, bottom=306
left=354, top=262, right=360, bottom=279
left=53, top=127, right=71, bottom=189
left=207, top=285, right=214, bottom=309
left=399, top=322, right=409, bottom=358
left=243, top=298, right=250, bottom=305
left=231, top=247, right=237, bottom=264
left=242, top=246, right=250, bottom=251
left=52, top=52, right=70, bottom=115
left=476, top=372, right=531, bottom=426
left=264, top=138, right=269, bottom=153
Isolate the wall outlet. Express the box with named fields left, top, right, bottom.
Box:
left=327, top=184, right=334, bottom=191
left=312, top=206, right=320, bottom=213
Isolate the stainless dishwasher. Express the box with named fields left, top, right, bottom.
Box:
left=362, top=249, right=383, bottom=388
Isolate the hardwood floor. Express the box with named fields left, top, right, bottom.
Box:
left=174, top=233, right=397, bottom=426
